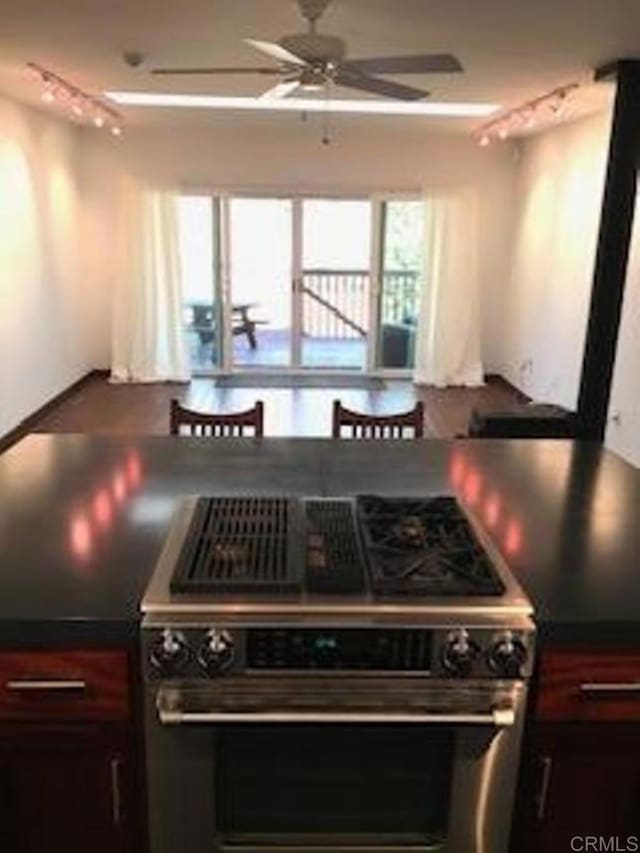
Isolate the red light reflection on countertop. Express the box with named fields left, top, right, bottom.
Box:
left=126, top=452, right=142, bottom=488
left=464, top=469, right=482, bottom=506
left=70, top=514, right=92, bottom=560
left=504, top=518, right=523, bottom=556
left=112, top=470, right=127, bottom=504
left=449, top=449, right=524, bottom=559
left=449, top=451, right=466, bottom=489
left=484, top=493, right=501, bottom=529
left=67, top=448, right=144, bottom=577
left=93, top=489, right=113, bottom=530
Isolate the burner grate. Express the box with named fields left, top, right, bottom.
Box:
left=357, top=496, right=505, bottom=598
left=170, top=497, right=302, bottom=594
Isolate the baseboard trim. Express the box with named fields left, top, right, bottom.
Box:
left=484, top=373, right=531, bottom=404
left=0, top=369, right=109, bottom=455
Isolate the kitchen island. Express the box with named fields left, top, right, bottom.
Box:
left=2, top=434, right=640, bottom=852
left=0, top=434, right=639, bottom=646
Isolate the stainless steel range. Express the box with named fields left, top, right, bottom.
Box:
left=141, top=495, right=535, bottom=853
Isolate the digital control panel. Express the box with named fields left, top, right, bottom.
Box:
left=144, top=626, right=532, bottom=680
left=247, top=628, right=432, bottom=671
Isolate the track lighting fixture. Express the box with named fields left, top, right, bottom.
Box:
left=27, top=62, right=124, bottom=137
left=474, top=82, right=579, bottom=147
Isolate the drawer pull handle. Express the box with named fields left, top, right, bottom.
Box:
left=6, top=680, right=87, bottom=693
left=579, top=682, right=640, bottom=696
left=110, top=758, right=122, bottom=826
left=536, top=755, right=553, bottom=821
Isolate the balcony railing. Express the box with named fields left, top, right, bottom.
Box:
left=302, top=269, right=420, bottom=339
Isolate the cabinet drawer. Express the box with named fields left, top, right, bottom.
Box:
left=0, top=650, right=130, bottom=721
left=537, top=649, right=640, bottom=722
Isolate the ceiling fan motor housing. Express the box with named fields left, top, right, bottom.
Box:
left=297, top=0, right=333, bottom=23
left=279, top=33, right=345, bottom=64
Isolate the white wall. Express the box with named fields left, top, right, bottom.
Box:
left=606, top=191, right=640, bottom=466
left=79, top=118, right=517, bottom=371
left=0, top=95, right=109, bottom=437
left=496, top=111, right=611, bottom=408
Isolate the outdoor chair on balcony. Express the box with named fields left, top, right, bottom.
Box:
left=190, top=304, right=216, bottom=347
left=380, top=321, right=416, bottom=368
left=170, top=399, right=264, bottom=437
left=332, top=400, right=424, bottom=439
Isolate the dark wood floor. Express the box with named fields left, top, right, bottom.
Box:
left=30, top=375, right=524, bottom=438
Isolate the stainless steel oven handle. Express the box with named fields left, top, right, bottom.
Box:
left=158, top=707, right=516, bottom=727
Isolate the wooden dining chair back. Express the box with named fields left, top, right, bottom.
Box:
left=332, top=399, right=424, bottom=439
left=170, top=399, right=264, bottom=437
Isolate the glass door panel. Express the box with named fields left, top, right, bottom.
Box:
left=377, top=200, right=425, bottom=370
left=229, top=198, right=293, bottom=368
left=217, top=724, right=453, bottom=845
left=178, top=196, right=222, bottom=372
left=301, top=200, right=371, bottom=370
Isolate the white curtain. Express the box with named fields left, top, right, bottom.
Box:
left=111, top=182, right=189, bottom=383
left=413, top=187, right=484, bottom=387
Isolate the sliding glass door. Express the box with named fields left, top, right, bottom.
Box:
left=177, top=196, right=223, bottom=373
left=228, top=198, right=294, bottom=368
left=376, top=200, right=425, bottom=370
left=301, top=199, right=371, bottom=370
left=178, top=193, right=425, bottom=374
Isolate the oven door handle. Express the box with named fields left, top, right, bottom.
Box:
left=157, top=705, right=516, bottom=728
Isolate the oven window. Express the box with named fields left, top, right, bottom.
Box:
left=217, top=724, right=453, bottom=846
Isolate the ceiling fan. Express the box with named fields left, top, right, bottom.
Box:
left=151, top=0, right=463, bottom=101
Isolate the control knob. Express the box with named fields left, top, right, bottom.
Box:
left=442, top=629, right=480, bottom=677
left=150, top=629, right=190, bottom=677
left=487, top=632, right=527, bottom=678
left=198, top=629, right=234, bottom=676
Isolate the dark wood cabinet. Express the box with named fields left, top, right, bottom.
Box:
left=514, top=723, right=640, bottom=851
left=0, top=723, right=134, bottom=853
left=512, top=649, right=640, bottom=851
left=0, top=648, right=142, bottom=853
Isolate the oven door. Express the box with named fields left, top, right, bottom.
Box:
left=145, top=678, right=527, bottom=853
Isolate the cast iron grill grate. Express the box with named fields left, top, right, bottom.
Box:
left=304, top=500, right=368, bottom=594
left=170, top=497, right=302, bottom=594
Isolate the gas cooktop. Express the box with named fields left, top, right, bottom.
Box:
left=167, top=495, right=505, bottom=600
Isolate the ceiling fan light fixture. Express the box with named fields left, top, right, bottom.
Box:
left=151, top=0, right=463, bottom=103
left=299, top=67, right=326, bottom=91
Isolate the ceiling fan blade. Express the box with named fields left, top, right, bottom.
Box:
left=341, top=54, right=463, bottom=75
left=259, top=80, right=301, bottom=99
left=244, top=38, right=308, bottom=67
left=151, top=67, right=281, bottom=75
left=334, top=70, right=429, bottom=101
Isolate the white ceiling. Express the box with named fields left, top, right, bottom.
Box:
left=0, top=0, right=630, bottom=132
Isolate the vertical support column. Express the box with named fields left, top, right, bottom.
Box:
left=576, top=60, right=640, bottom=440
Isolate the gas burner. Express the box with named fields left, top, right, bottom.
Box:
left=391, top=515, right=427, bottom=548
left=357, top=496, right=505, bottom=597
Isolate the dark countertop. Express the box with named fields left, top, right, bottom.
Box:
left=1, top=434, right=639, bottom=648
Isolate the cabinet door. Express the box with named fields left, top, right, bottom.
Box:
left=0, top=724, right=133, bottom=853
left=513, top=724, right=640, bottom=852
